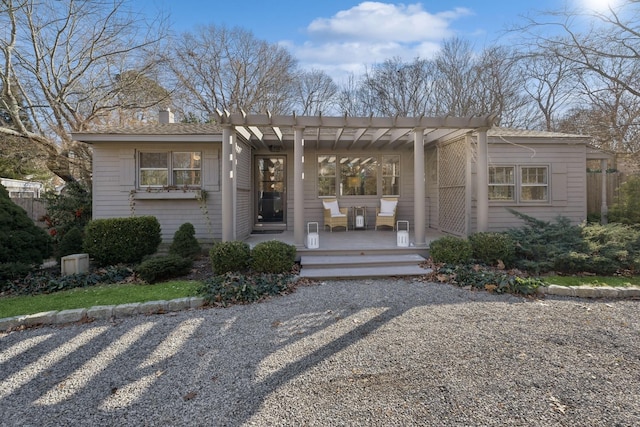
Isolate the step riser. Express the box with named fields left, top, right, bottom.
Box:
left=302, top=261, right=424, bottom=269
left=300, top=253, right=428, bottom=279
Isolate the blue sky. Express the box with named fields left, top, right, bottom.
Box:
left=143, top=0, right=616, bottom=81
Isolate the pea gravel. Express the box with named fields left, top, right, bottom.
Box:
left=1, top=279, right=638, bottom=426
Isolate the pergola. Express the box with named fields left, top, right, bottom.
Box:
left=214, top=111, right=497, bottom=246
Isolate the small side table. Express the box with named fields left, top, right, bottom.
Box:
left=352, top=206, right=367, bottom=230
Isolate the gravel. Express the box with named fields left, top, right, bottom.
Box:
left=1, top=278, right=639, bottom=426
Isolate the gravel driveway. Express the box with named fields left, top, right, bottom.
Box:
left=1, top=279, right=639, bottom=426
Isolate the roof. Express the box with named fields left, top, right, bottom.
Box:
left=74, top=112, right=497, bottom=150
left=488, top=127, right=590, bottom=139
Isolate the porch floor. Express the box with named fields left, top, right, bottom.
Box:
left=244, top=228, right=446, bottom=257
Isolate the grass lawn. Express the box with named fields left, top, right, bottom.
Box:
left=0, top=281, right=200, bottom=319
left=542, top=275, right=640, bottom=288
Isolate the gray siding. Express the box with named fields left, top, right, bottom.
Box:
left=92, top=142, right=221, bottom=244
left=235, top=140, right=252, bottom=239
left=469, top=139, right=587, bottom=232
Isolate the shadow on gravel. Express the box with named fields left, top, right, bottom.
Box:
left=1, top=280, right=638, bottom=426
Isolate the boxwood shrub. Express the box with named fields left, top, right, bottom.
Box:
left=83, top=216, right=161, bottom=266
left=209, top=241, right=251, bottom=274
left=469, top=232, right=515, bottom=267
left=429, top=235, right=473, bottom=264
left=169, top=222, right=202, bottom=259
left=134, top=254, right=193, bottom=284
left=251, top=240, right=296, bottom=273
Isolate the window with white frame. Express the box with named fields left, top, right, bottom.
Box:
left=489, top=165, right=548, bottom=203
left=317, top=154, right=400, bottom=197
left=139, top=151, right=201, bottom=188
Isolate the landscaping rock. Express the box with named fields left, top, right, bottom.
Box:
left=139, top=300, right=168, bottom=315
left=55, top=308, right=87, bottom=324
left=113, top=303, right=140, bottom=318
left=167, top=297, right=192, bottom=312
left=86, top=305, right=114, bottom=320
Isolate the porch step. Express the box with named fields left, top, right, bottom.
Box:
left=299, top=254, right=431, bottom=279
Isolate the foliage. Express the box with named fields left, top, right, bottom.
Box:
left=57, top=226, right=84, bottom=260
left=0, top=184, right=53, bottom=280
left=169, top=223, right=202, bottom=259
left=608, top=176, right=640, bottom=224
left=134, top=255, right=193, bottom=284
left=429, top=235, right=473, bottom=264
left=209, top=241, right=251, bottom=274
left=1, top=265, right=132, bottom=297
left=251, top=240, right=296, bottom=273
left=505, top=210, right=585, bottom=274
left=436, top=264, right=543, bottom=295
left=83, top=216, right=162, bottom=266
left=42, top=181, right=92, bottom=242
left=469, top=232, right=515, bottom=267
left=574, top=223, right=640, bottom=274
left=198, top=272, right=295, bottom=306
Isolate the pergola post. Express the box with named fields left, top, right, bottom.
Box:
left=293, top=127, right=305, bottom=247
left=476, top=129, right=489, bottom=232
left=414, top=129, right=426, bottom=246
left=600, top=159, right=608, bottom=225
left=221, top=126, right=234, bottom=242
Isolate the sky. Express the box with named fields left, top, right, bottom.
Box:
left=143, top=0, right=620, bottom=82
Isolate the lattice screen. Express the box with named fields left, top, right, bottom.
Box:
left=438, top=138, right=467, bottom=235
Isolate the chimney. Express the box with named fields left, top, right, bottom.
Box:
left=159, top=108, right=174, bottom=124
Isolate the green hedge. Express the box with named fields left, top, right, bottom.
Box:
left=429, top=235, right=473, bottom=264
left=134, top=255, right=193, bottom=284
left=251, top=240, right=296, bottom=273
left=209, top=241, right=251, bottom=274
left=83, top=216, right=161, bottom=266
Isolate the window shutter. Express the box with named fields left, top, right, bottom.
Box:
left=119, top=149, right=136, bottom=191
left=551, top=163, right=567, bottom=204
left=203, top=148, right=220, bottom=191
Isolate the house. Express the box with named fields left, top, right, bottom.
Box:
left=1, top=177, right=44, bottom=198
left=73, top=110, right=612, bottom=250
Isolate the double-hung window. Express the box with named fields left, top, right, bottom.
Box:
left=489, top=165, right=548, bottom=203
left=139, top=151, right=201, bottom=188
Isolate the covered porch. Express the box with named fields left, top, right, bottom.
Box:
left=216, top=111, right=496, bottom=248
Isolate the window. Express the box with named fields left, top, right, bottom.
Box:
left=317, top=155, right=336, bottom=197
left=139, top=151, right=201, bottom=188
left=318, top=154, right=399, bottom=197
left=340, top=157, right=377, bottom=196
left=489, top=166, right=515, bottom=201
left=382, top=155, right=400, bottom=195
left=521, top=167, right=548, bottom=201
left=489, top=165, right=548, bottom=203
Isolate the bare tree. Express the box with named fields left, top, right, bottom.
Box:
left=359, top=57, right=436, bottom=116
left=0, top=0, right=169, bottom=183
left=169, top=25, right=298, bottom=117
left=293, top=69, right=339, bottom=116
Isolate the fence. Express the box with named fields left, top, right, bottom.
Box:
left=11, top=197, right=48, bottom=227
left=586, top=172, right=622, bottom=215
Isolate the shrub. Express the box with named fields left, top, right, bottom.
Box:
left=83, top=216, right=162, bottom=266
left=209, top=241, right=251, bottom=274
left=429, top=235, right=472, bottom=264
left=251, top=240, right=296, bottom=273
left=1, top=265, right=132, bottom=296
left=198, top=272, right=295, bottom=306
left=134, top=255, right=193, bottom=284
left=469, top=232, right=515, bottom=267
left=437, top=264, right=543, bottom=295
left=608, top=176, right=640, bottom=224
left=57, top=226, right=84, bottom=260
left=505, top=210, right=585, bottom=274
left=42, top=181, right=92, bottom=242
left=169, top=223, right=202, bottom=259
left=0, top=184, right=52, bottom=280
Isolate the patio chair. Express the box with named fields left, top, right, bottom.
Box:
left=375, top=197, right=398, bottom=230
left=322, top=199, right=348, bottom=232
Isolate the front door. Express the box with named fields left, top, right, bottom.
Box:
left=255, top=156, right=286, bottom=230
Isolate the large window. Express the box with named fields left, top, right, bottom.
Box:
left=139, top=151, right=201, bottom=188
left=489, top=165, right=548, bottom=203
left=318, top=154, right=399, bottom=197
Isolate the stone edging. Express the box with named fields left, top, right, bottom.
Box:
left=0, top=297, right=206, bottom=332
left=2, top=285, right=639, bottom=332
left=537, top=285, right=640, bottom=299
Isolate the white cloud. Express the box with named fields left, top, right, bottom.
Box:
left=286, top=2, right=473, bottom=81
